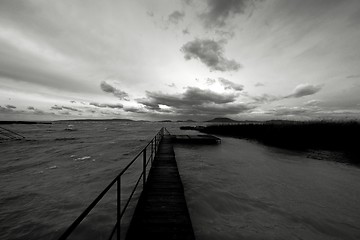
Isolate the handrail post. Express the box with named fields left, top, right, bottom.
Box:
left=143, top=148, right=146, bottom=188
left=154, top=136, right=157, bottom=156
left=117, top=176, right=121, bottom=240
left=151, top=140, right=154, bottom=163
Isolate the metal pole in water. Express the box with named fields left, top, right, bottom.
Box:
left=151, top=140, right=154, bottom=163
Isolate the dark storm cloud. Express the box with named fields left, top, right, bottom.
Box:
left=27, top=106, right=35, bottom=110
left=89, top=102, right=123, bottom=109
left=137, top=87, right=250, bottom=116
left=6, top=105, right=16, bottom=109
left=100, top=81, right=129, bottom=100
left=181, top=39, right=241, bottom=72
left=200, top=0, right=251, bottom=28
left=138, top=87, right=238, bottom=110
left=286, top=84, right=322, bottom=98
left=218, top=78, right=243, bottom=91
left=168, top=11, right=185, bottom=24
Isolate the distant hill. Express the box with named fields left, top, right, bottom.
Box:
left=205, top=117, right=238, bottom=123
left=177, top=119, right=196, bottom=122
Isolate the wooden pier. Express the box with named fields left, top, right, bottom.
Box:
left=126, top=135, right=196, bottom=240
left=58, top=128, right=220, bottom=240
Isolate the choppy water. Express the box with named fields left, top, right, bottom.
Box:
left=1, top=122, right=360, bottom=240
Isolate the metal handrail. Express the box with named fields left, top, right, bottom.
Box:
left=58, top=127, right=167, bottom=240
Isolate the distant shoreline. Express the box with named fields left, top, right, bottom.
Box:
left=197, top=121, right=360, bottom=165
left=0, top=121, right=52, bottom=125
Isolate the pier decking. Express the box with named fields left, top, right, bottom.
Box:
left=126, top=135, right=195, bottom=240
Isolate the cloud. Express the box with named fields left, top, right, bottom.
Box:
left=267, top=106, right=312, bottom=117
left=200, top=0, right=251, bottom=28
left=6, top=105, right=16, bottom=109
left=249, top=84, right=322, bottom=104
left=188, top=102, right=254, bottom=115
left=304, top=100, right=323, bottom=106
left=346, top=74, right=360, bottom=79
left=254, top=82, right=264, bottom=87
left=139, top=87, right=238, bottom=110
left=123, top=107, right=146, bottom=113
left=287, top=83, right=323, bottom=98
left=50, top=105, right=82, bottom=112
left=146, top=11, right=154, bottom=17
left=182, top=28, right=190, bottom=35
left=214, top=30, right=235, bottom=39
left=182, top=0, right=193, bottom=4
left=218, top=78, right=243, bottom=91
left=206, top=78, right=216, bottom=85
left=27, top=106, right=45, bottom=114
left=137, top=87, right=250, bottom=116
left=100, top=81, right=129, bottom=100
left=51, top=105, right=63, bottom=110
left=181, top=39, right=241, bottom=72
left=89, top=102, right=123, bottom=109
left=62, top=106, right=81, bottom=112
left=250, top=94, right=280, bottom=103
left=137, top=98, right=161, bottom=111
left=168, top=11, right=185, bottom=24
left=0, top=106, right=17, bottom=113
left=167, top=83, right=176, bottom=88
left=0, top=105, right=51, bottom=116
left=183, top=87, right=237, bottom=103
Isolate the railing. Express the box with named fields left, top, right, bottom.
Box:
left=58, top=127, right=168, bottom=240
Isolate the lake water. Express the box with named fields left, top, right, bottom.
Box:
left=1, top=121, right=360, bottom=240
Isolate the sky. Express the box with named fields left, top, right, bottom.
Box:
left=1, top=0, right=360, bottom=121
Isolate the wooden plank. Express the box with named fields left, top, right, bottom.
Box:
left=126, top=135, right=195, bottom=240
